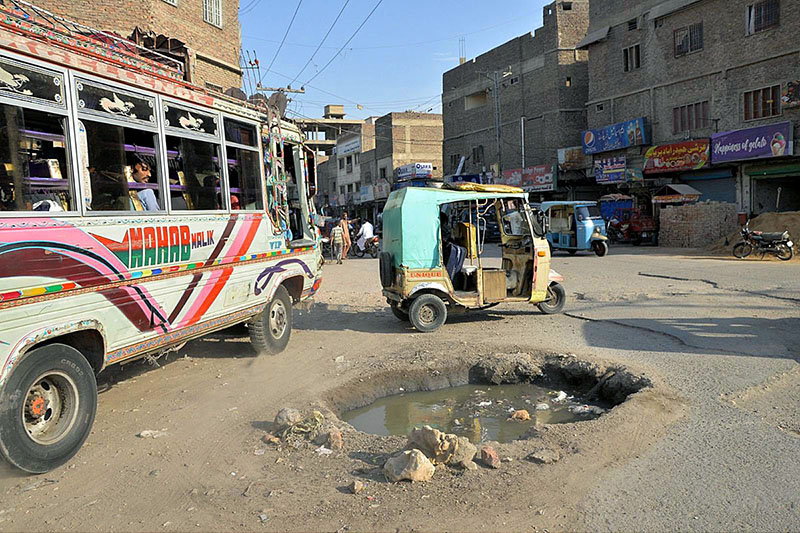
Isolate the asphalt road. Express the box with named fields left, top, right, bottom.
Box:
left=331, top=243, right=800, bottom=531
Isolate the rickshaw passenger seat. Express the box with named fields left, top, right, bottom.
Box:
left=444, top=243, right=466, bottom=281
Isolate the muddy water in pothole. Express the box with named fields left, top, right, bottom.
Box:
left=342, top=383, right=609, bottom=444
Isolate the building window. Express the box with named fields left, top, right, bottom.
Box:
left=338, top=158, right=344, bottom=170
left=675, top=23, right=703, bottom=57
left=744, top=85, right=781, bottom=121
left=596, top=103, right=604, bottom=112
left=509, top=76, right=520, bottom=85
left=340, top=185, right=345, bottom=194
left=565, top=77, right=572, bottom=87
left=472, top=145, right=484, bottom=165
left=346, top=155, right=353, bottom=173
left=465, top=90, right=488, bottom=111
left=673, top=101, right=710, bottom=133
left=562, top=2, right=572, bottom=10
left=379, top=167, right=386, bottom=179
left=746, top=0, right=779, bottom=35
left=203, top=0, right=222, bottom=28
left=623, top=44, right=641, bottom=71
left=347, top=183, right=354, bottom=193
left=627, top=18, right=638, bottom=31
left=449, top=154, right=460, bottom=170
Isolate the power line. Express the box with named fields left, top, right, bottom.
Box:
left=239, top=0, right=261, bottom=15
left=303, top=0, right=383, bottom=86
left=259, top=0, right=304, bottom=86
left=288, top=0, right=351, bottom=87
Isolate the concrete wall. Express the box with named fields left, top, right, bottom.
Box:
left=442, top=0, right=590, bottom=175
left=34, top=0, right=242, bottom=90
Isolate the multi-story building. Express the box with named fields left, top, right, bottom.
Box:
left=30, top=0, right=242, bottom=91
left=579, top=0, right=800, bottom=215
left=325, top=112, right=443, bottom=221
left=295, top=105, right=365, bottom=156
left=442, top=0, right=590, bottom=195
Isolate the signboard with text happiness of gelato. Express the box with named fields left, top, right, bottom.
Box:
left=711, top=122, right=793, bottom=163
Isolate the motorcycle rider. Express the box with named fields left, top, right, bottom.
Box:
left=356, top=217, right=375, bottom=253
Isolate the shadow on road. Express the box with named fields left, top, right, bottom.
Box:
left=575, top=315, right=800, bottom=359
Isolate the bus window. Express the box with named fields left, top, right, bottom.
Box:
left=224, top=118, right=262, bottom=211
left=166, top=136, right=222, bottom=211
left=82, top=121, right=161, bottom=212
left=0, top=104, right=74, bottom=212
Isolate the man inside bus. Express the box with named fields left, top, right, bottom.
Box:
left=129, top=154, right=159, bottom=211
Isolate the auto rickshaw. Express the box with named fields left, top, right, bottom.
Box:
left=379, top=183, right=566, bottom=333
left=539, top=201, right=609, bottom=256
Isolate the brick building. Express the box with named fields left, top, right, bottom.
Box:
left=442, top=0, right=590, bottom=193
left=324, top=111, right=443, bottom=220
left=579, top=0, right=800, bottom=215
left=32, top=0, right=242, bottom=91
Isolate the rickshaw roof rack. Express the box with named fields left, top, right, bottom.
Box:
left=443, top=182, right=524, bottom=194
left=0, top=0, right=185, bottom=76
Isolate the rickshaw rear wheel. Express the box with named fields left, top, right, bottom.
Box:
left=390, top=302, right=410, bottom=321
left=538, top=282, right=566, bottom=314
left=593, top=241, right=608, bottom=257
left=409, top=294, right=447, bottom=333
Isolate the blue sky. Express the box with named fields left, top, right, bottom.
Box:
left=239, top=0, right=547, bottom=120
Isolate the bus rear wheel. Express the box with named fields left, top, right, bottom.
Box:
left=0, top=343, right=97, bottom=474
left=250, top=285, right=293, bottom=355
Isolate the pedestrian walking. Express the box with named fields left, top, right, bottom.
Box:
left=340, top=212, right=352, bottom=259
left=331, top=221, right=344, bottom=264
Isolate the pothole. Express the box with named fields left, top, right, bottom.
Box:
left=341, top=383, right=609, bottom=444
left=334, top=352, right=652, bottom=444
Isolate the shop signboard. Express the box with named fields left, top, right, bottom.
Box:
left=782, top=81, right=800, bottom=109
left=374, top=181, right=390, bottom=199
left=359, top=185, right=374, bottom=203
left=397, top=162, right=433, bottom=179
left=594, top=156, right=627, bottom=184
left=335, top=137, right=361, bottom=155
left=711, top=122, right=793, bottom=163
left=500, top=165, right=556, bottom=192
left=644, top=140, right=710, bottom=174
left=557, top=146, right=587, bottom=170
left=582, top=117, right=647, bottom=155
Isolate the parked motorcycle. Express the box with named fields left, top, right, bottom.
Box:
left=355, top=235, right=380, bottom=258
left=732, top=221, right=794, bottom=261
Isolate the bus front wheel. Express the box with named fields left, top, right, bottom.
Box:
left=250, top=285, right=293, bottom=354
left=0, top=343, right=97, bottom=474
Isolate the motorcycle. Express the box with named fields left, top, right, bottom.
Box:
left=355, top=235, right=380, bottom=258
left=607, top=208, right=658, bottom=246
left=733, top=221, right=794, bottom=261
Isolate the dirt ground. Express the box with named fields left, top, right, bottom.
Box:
left=1, top=245, right=798, bottom=532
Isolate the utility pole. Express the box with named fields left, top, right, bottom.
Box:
left=493, top=70, right=502, bottom=175
left=256, top=85, right=306, bottom=94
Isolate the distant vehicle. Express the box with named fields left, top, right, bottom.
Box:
left=539, top=201, right=609, bottom=256
left=607, top=208, right=658, bottom=246
left=733, top=221, right=793, bottom=260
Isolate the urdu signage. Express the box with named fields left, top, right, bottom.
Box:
left=594, top=156, right=627, bottom=184
left=644, top=140, right=710, bottom=174
left=582, top=117, right=647, bottom=154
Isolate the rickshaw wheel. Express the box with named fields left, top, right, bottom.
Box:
left=537, top=283, right=566, bottom=314
left=593, top=241, right=608, bottom=257
left=409, top=294, right=447, bottom=333
left=390, top=302, right=410, bottom=321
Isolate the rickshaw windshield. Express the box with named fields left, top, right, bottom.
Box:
left=576, top=205, right=602, bottom=221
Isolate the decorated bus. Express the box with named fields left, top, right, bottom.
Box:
left=0, top=3, right=322, bottom=472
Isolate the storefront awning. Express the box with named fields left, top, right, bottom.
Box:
left=576, top=26, right=609, bottom=49
left=649, top=0, right=703, bottom=21
left=747, top=164, right=800, bottom=178
left=652, top=183, right=702, bottom=204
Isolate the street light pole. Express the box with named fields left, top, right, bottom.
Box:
left=492, top=70, right=502, bottom=175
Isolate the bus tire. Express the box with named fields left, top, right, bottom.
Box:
left=0, top=343, right=97, bottom=474
left=250, top=285, right=292, bottom=355
left=409, top=294, right=447, bottom=333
